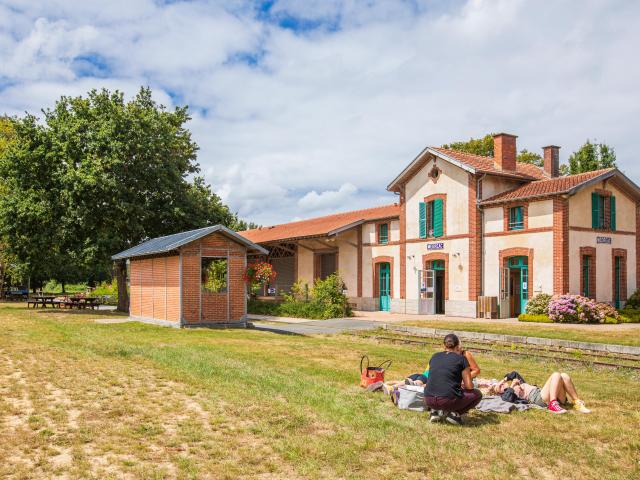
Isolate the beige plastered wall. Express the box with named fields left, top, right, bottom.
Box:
left=405, top=158, right=469, bottom=239
left=481, top=175, right=525, bottom=200
left=335, top=229, right=358, bottom=295
left=405, top=238, right=470, bottom=301
left=570, top=182, right=636, bottom=232
left=362, top=243, right=400, bottom=299
left=362, top=219, right=400, bottom=244
left=483, top=231, right=554, bottom=297
left=568, top=230, right=636, bottom=302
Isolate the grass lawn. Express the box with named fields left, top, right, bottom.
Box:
left=400, top=319, right=640, bottom=347
left=1, top=303, right=639, bottom=479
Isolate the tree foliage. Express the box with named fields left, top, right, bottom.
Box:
left=568, top=140, right=617, bottom=174
left=0, top=88, right=251, bottom=298
left=442, top=133, right=543, bottom=166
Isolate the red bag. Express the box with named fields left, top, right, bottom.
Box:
left=360, top=355, right=392, bottom=388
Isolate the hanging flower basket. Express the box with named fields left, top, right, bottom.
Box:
left=243, top=262, right=277, bottom=285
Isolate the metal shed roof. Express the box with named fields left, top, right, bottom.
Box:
left=111, top=225, right=268, bottom=261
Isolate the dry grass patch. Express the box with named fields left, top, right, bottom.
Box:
left=0, top=302, right=638, bottom=479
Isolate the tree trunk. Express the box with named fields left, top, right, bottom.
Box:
left=115, top=261, right=129, bottom=312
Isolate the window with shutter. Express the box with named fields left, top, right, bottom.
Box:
left=610, top=196, right=616, bottom=231
left=592, top=192, right=600, bottom=228
left=378, top=223, right=389, bottom=244
left=419, top=202, right=427, bottom=238
left=433, top=199, right=443, bottom=238
left=508, top=206, right=524, bottom=230
left=592, top=192, right=614, bottom=230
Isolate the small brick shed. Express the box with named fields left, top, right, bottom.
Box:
left=112, top=225, right=268, bottom=327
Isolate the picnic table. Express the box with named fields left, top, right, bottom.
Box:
left=64, top=296, right=100, bottom=310
left=27, top=295, right=59, bottom=308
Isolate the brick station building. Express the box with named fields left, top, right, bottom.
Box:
left=112, top=225, right=267, bottom=327
left=240, top=133, right=640, bottom=318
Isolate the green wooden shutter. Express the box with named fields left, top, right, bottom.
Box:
left=610, top=196, right=616, bottom=231
left=433, top=198, right=444, bottom=238
left=419, top=202, right=427, bottom=238
left=591, top=192, right=600, bottom=228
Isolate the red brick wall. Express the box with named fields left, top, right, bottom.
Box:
left=129, top=255, right=180, bottom=323
left=180, top=232, right=247, bottom=325
left=468, top=175, right=481, bottom=300
left=166, top=256, right=180, bottom=322
left=553, top=198, right=569, bottom=294
left=493, top=133, right=517, bottom=171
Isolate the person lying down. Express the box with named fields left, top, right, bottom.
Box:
left=478, top=371, right=591, bottom=414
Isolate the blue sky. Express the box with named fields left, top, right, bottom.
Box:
left=1, top=0, right=639, bottom=225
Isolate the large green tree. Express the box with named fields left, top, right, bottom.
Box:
left=442, top=133, right=543, bottom=166
left=568, top=140, right=617, bottom=174
left=0, top=88, right=250, bottom=309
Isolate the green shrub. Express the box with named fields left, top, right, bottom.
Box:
left=525, top=293, right=552, bottom=315
left=625, top=289, right=640, bottom=309
left=248, top=273, right=352, bottom=320
left=91, top=282, right=118, bottom=304
left=518, top=314, right=553, bottom=323
left=619, top=307, right=640, bottom=323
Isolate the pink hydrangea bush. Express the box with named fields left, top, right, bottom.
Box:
left=547, top=294, right=605, bottom=323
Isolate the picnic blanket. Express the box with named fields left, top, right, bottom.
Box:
left=475, top=396, right=543, bottom=414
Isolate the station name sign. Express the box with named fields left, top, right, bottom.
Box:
left=597, top=236, right=612, bottom=244
left=427, top=242, right=444, bottom=250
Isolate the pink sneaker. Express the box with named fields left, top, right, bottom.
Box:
left=548, top=400, right=567, bottom=414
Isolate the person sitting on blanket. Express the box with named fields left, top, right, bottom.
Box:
left=493, top=371, right=591, bottom=414
left=423, top=333, right=482, bottom=425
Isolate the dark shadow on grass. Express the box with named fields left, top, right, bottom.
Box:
left=461, top=412, right=502, bottom=427
left=248, top=324, right=305, bottom=336
left=33, top=308, right=127, bottom=317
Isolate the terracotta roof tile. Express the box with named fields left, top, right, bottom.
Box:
left=431, top=147, right=547, bottom=180
left=481, top=168, right=615, bottom=204
left=239, top=204, right=400, bottom=244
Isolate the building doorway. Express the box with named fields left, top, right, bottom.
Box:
left=614, top=255, right=622, bottom=309
left=430, top=260, right=445, bottom=314
left=378, top=262, right=391, bottom=311
left=507, top=256, right=528, bottom=316
left=317, top=252, right=337, bottom=280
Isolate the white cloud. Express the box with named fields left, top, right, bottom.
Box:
left=1, top=0, right=639, bottom=226
left=298, top=182, right=358, bottom=211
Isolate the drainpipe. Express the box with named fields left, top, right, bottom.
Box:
left=477, top=174, right=486, bottom=298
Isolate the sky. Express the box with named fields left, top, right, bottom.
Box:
left=1, top=0, right=639, bottom=226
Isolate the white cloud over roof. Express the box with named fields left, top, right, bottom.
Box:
left=1, top=0, right=639, bottom=225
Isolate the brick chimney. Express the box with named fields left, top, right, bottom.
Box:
left=543, top=145, right=560, bottom=178
left=493, top=133, right=517, bottom=171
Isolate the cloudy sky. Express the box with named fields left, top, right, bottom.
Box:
left=1, top=0, right=639, bottom=226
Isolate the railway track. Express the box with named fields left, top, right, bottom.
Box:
left=356, top=333, right=640, bottom=371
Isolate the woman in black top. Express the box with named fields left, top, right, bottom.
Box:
left=424, top=334, right=482, bottom=425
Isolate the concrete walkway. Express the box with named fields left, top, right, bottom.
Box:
left=249, top=317, right=382, bottom=335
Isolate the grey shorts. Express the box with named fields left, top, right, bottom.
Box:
left=527, top=387, right=547, bottom=407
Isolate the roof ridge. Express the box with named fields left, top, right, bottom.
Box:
left=435, top=146, right=547, bottom=169
left=241, top=203, right=399, bottom=233
left=481, top=168, right=617, bottom=204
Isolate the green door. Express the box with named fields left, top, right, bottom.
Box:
left=508, top=256, right=529, bottom=314
left=379, top=262, right=390, bottom=312
left=614, top=256, right=621, bottom=309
